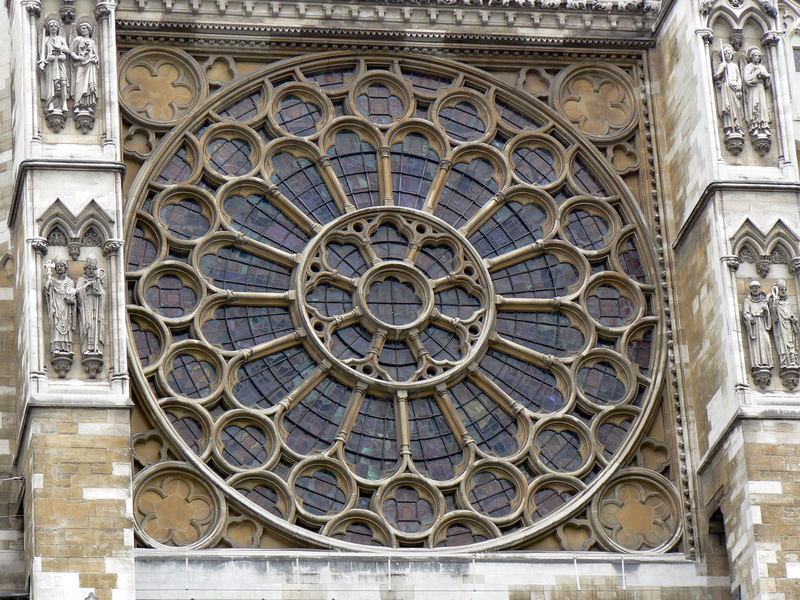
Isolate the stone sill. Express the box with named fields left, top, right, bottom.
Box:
left=135, top=550, right=730, bottom=598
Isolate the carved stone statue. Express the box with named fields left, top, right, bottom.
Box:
left=769, top=279, right=800, bottom=389
left=44, top=259, right=76, bottom=377
left=742, top=46, right=772, bottom=155
left=75, top=257, right=105, bottom=378
left=69, top=22, right=99, bottom=133
left=712, top=44, right=745, bottom=154
left=743, top=280, right=772, bottom=388
left=38, top=18, right=70, bottom=131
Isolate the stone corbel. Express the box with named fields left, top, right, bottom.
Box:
left=101, top=239, right=123, bottom=256
left=756, top=255, right=772, bottom=277
left=698, top=0, right=713, bottom=14
left=27, top=237, right=49, bottom=256
left=60, top=0, right=76, bottom=23
left=758, top=0, right=778, bottom=17
left=789, top=257, right=800, bottom=275
left=721, top=255, right=741, bottom=271
left=95, top=1, right=114, bottom=19
left=761, top=30, right=781, bottom=46
left=22, top=0, right=41, bottom=16
left=68, top=240, right=81, bottom=261
left=696, top=28, right=713, bottom=44
left=731, top=30, right=743, bottom=50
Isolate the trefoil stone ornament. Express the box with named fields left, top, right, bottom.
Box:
left=769, top=279, right=800, bottom=389
left=75, top=257, right=105, bottom=378
left=712, top=44, right=745, bottom=154
left=38, top=18, right=70, bottom=132
left=743, top=280, right=772, bottom=389
left=742, top=46, right=772, bottom=156
left=43, top=258, right=76, bottom=378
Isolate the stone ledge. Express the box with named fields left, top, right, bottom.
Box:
left=135, top=550, right=729, bottom=599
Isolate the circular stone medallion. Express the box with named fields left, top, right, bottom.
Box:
left=296, top=208, right=494, bottom=391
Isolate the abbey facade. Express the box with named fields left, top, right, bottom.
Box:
left=0, top=0, right=798, bottom=597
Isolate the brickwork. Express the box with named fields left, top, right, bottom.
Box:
left=19, top=407, right=134, bottom=600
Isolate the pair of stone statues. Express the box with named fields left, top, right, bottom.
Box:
left=38, top=18, right=98, bottom=132
left=44, top=258, right=105, bottom=378
left=712, top=45, right=772, bottom=155
left=742, top=279, right=799, bottom=388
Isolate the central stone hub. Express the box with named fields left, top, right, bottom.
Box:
left=359, top=262, right=432, bottom=331
left=294, top=207, right=495, bottom=390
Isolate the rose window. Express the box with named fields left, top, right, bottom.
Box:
left=126, top=54, right=665, bottom=551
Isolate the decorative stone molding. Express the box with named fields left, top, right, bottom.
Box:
left=115, top=1, right=662, bottom=40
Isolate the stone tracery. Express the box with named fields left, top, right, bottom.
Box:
left=125, top=53, right=674, bottom=551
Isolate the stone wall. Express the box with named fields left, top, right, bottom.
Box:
left=0, top=4, right=25, bottom=596
left=18, top=407, right=134, bottom=600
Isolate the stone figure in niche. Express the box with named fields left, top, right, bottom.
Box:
left=712, top=44, right=745, bottom=154
left=75, top=257, right=105, bottom=378
left=742, top=46, right=772, bottom=155
left=69, top=21, right=99, bottom=133
left=769, top=279, right=800, bottom=389
left=43, top=258, right=76, bottom=377
left=742, top=280, right=772, bottom=388
left=38, top=18, right=70, bottom=132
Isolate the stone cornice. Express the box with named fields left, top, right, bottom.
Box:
left=115, top=20, right=656, bottom=49
left=115, top=0, right=661, bottom=40
left=671, top=180, right=800, bottom=251
left=8, top=159, right=127, bottom=230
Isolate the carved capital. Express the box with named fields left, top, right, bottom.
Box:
left=761, top=30, right=781, bottom=46
left=697, top=28, right=714, bottom=44
left=721, top=255, right=741, bottom=271
left=379, top=145, right=391, bottom=159
left=22, top=0, right=41, bottom=16
left=95, top=1, right=114, bottom=19
left=27, top=237, right=49, bottom=256
left=101, top=239, right=124, bottom=256
left=60, top=0, right=76, bottom=24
